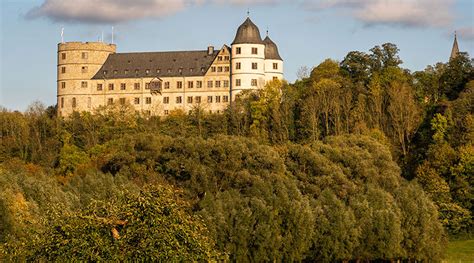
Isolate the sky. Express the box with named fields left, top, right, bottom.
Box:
left=1, top=0, right=473, bottom=111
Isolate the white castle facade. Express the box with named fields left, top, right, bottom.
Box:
left=57, top=17, right=283, bottom=117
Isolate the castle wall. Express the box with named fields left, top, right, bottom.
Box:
left=231, top=43, right=265, bottom=99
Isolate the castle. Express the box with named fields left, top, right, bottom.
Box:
left=57, top=17, right=283, bottom=117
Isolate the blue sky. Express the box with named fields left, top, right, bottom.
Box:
left=1, top=0, right=473, bottom=111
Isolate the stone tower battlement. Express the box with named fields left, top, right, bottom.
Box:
left=57, top=42, right=116, bottom=116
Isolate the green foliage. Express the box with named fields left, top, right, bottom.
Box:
left=4, top=185, right=221, bottom=261
left=2, top=41, right=471, bottom=260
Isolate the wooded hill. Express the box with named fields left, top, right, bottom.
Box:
left=1, top=43, right=472, bottom=261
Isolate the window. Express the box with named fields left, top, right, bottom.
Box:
left=224, top=56, right=230, bottom=61
left=207, top=96, right=213, bottom=103
left=61, top=53, right=66, bottom=60
left=157, top=69, right=161, bottom=73
left=273, top=76, right=278, bottom=81
left=273, top=63, right=278, bottom=70
left=251, top=79, right=257, bottom=86
left=145, top=83, right=150, bottom=90
left=252, top=47, right=258, bottom=54
left=211, top=66, right=216, bottom=72
left=134, top=97, right=140, bottom=104
left=119, top=98, right=126, bottom=105
left=134, top=83, right=140, bottom=90
left=81, top=81, right=88, bottom=88
left=72, top=97, right=76, bottom=108
left=216, top=96, right=221, bottom=103
left=196, top=81, right=202, bottom=88
left=252, top=63, right=258, bottom=70
left=217, top=66, right=222, bottom=72
left=236, top=63, right=241, bottom=70
left=88, top=97, right=91, bottom=108
left=114, top=70, right=118, bottom=75
left=176, top=96, right=182, bottom=104
left=80, top=66, right=87, bottom=73
left=121, top=83, right=126, bottom=90
left=215, top=81, right=221, bottom=88
left=217, top=56, right=223, bottom=61
left=145, top=110, right=151, bottom=116
left=108, top=83, right=114, bottom=90
left=195, top=96, right=201, bottom=103
left=107, top=98, right=113, bottom=105
left=103, top=70, right=108, bottom=75
left=224, top=66, right=229, bottom=72
left=163, top=97, right=169, bottom=104
left=223, top=95, right=229, bottom=102
left=135, top=69, right=139, bottom=75
left=236, top=79, right=241, bottom=87
left=82, top=52, right=88, bottom=59
left=236, top=47, right=241, bottom=54
left=145, top=69, right=150, bottom=75
left=187, top=96, right=193, bottom=103
left=177, top=81, right=183, bottom=89
left=60, top=97, right=64, bottom=108
left=164, top=110, right=169, bottom=115
left=167, top=68, right=172, bottom=73
left=61, top=82, right=66, bottom=89
left=61, top=67, right=66, bottom=74
left=164, top=82, right=170, bottom=89
left=124, top=69, right=129, bottom=75
left=188, top=81, right=194, bottom=89
left=97, top=83, right=103, bottom=91
left=207, top=80, right=213, bottom=88
left=146, top=97, right=152, bottom=104
left=224, top=80, right=229, bottom=87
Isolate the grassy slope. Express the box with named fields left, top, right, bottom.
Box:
left=445, top=240, right=474, bottom=262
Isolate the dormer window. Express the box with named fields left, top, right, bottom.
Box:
left=157, top=69, right=161, bottom=73
left=145, top=69, right=150, bottom=74
left=179, top=68, right=183, bottom=73
left=124, top=69, right=128, bottom=74
left=190, top=68, right=193, bottom=72
left=114, top=70, right=118, bottom=74
left=168, top=68, right=172, bottom=73
left=135, top=69, right=139, bottom=75
left=103, top=70, right=108, bottom=75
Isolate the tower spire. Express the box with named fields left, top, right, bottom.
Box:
left=450, top=31, right=459, bottom=60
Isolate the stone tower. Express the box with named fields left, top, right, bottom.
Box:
left=450, top=32, right=459, bottom=61
left=231, top=17, right=266, bottom=98
left=57, top=42, right=116, bottom=116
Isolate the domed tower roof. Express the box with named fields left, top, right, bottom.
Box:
left=232, top=18, right=264, bottom=45
left=263, top=36, right=282, bottom=60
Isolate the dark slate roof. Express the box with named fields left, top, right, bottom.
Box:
left=232, top=18, right=264, bottom=45
left=92, top=50, right=219, bottom=79
left=263, top=36, right=282, bottom=61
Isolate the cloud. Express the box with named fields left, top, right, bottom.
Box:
left=304, top=0, right=454, bottom=28
left=26, top=0, right=281, bottom=24
left=457, top=26, right=474, bottom=41
left=212, top=0, right=278, bottom=4
left=26, top=0, right=193, bottom=24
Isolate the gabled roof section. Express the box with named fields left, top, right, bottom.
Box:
left=92, top=49, right=219, bottom=79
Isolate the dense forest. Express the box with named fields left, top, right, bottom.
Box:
left=1, top=43, right=472, bottom=261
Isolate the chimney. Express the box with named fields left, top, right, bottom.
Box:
left=207, top=45, right=214, bottom=55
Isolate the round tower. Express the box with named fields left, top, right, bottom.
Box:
left=231, top=17, right=265, bottom=98
left=263, top=35, right=283, bottom=82
left=57, top=42, right=116, bottom=117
